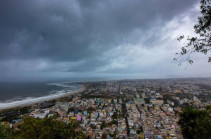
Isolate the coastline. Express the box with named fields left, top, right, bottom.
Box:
left=0, top=84, right=86, bottom=111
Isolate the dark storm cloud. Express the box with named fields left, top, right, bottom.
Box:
left=0, top=0, right=196, bottom=60
left=0, top=0, right=199, bottom=80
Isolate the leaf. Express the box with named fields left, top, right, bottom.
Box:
left=181, top=47, right=187, bottom=54
left=177, top=35, right=184, bottom=41
left=209, top=57, right=211, bottom=62
left=188, top=60, right=194, bottom=64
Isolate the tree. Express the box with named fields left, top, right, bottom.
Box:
left=67, top=107, right=75, bottom=113
left=13, top=117, right=84, bottom=139
left=112, top=112, right=118, bottom=120
left=0, top=121, right=12, bottom=139
left=100, top=121, right=107, bottom=130
left=175, top=0, right=211, bottom=64
left=178, top=107, right=211, bottom=139
left=102, top=133, right=107, bottom=139
left=144, top=98, right=150, bottom=104
left=87, top=107, right=95, bottom=114
left=108, top=120, right=118, bottom=126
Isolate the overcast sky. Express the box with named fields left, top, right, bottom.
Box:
left=0, top=0, right=210, bottom=82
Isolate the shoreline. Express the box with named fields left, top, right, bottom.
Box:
left=0, top=84, right=86, bottom=111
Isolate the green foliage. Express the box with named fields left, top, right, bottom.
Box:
left=144, top=98, right=150, bottom=104
left=19, top=107, right=31, bottom=114
left=87, top=107, right=95, bottom=113
left=90, top=124, right=96, bottom=129
left=13, top=117, right=84, bottom=139
left=206, top=105, right=211, bottom=113
left=109, top=131, right=117, bottom=138
left=178, top=106, right=211, bottom=139
left=175, top=0, right=211, bottom=64
left=136, top=126, right=143, bottom=134
left=101, top=121, right=107, bottom=130
left=136, top=129, right=142, bottom=134
left=112, top=112, right=118, bottom=120
left=108, top=120, right=118, bottom=126
left=67, top=107, right=75, bottom=113
left=0, top=121, right=12, bottom=139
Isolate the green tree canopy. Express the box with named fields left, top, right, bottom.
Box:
left=178, top=106, right=211, bottom=139
left=0, top=121, right=12, bottom=139
left=13, top=117, right=84, bottom=139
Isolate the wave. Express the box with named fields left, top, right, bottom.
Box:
left=0, top=83, right=83, bottom=110
left=47, top=83, right=71, bottom=88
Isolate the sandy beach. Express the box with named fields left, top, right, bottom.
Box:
left=0, top=84, right=86, bottom=111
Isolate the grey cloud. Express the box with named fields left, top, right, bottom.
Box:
left=0, top=0, right=199, bottom=81
left=0, top=0, right=197, bottom=60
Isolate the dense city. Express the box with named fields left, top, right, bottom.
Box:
left=1, top=78, right=211, bottom=139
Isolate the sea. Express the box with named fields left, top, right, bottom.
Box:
left=0, top=82, right=83, bottom=110
left=0, top=77, right=128, bottom=110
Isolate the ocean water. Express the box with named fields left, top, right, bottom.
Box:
left=0, top=82, right=82, bottom=110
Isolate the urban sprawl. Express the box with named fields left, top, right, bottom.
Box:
left=1, top=78, right=211, bottom=139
